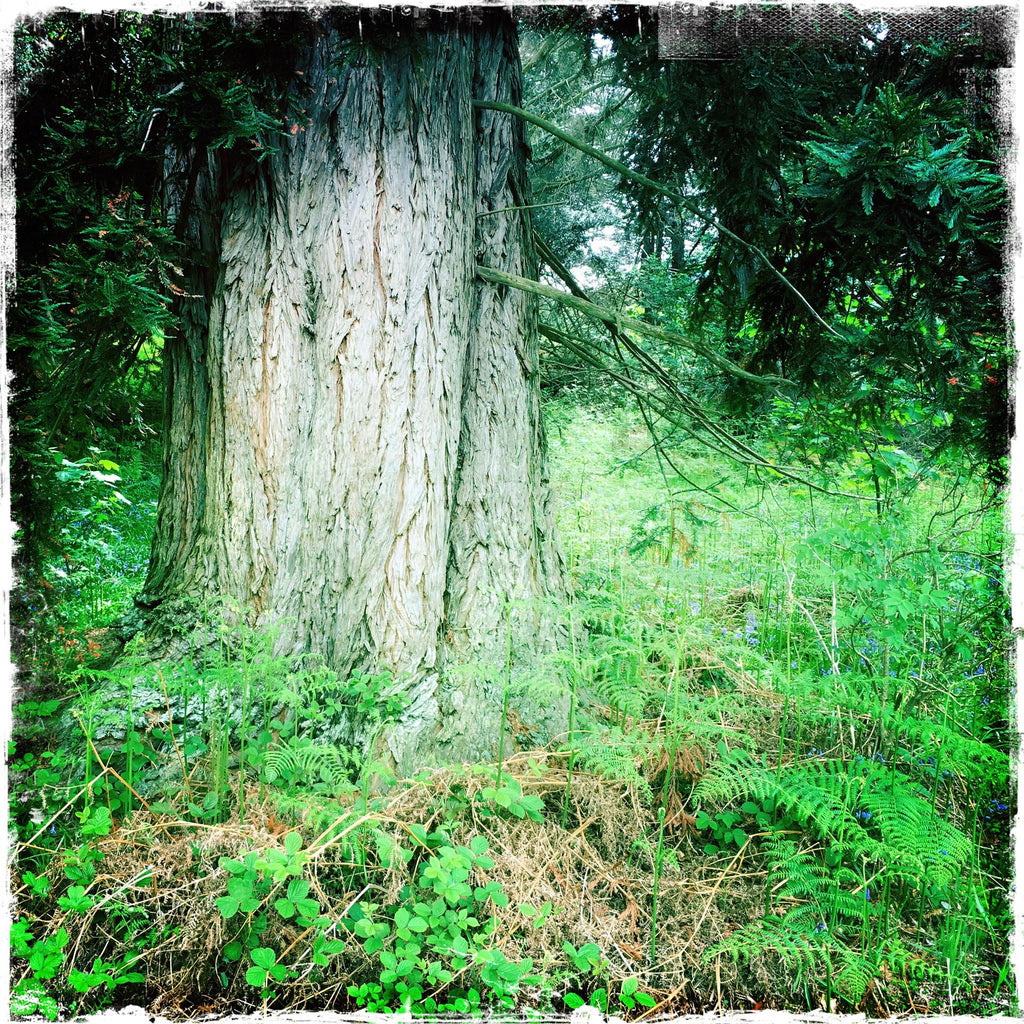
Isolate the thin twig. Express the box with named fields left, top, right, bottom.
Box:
left=474, top=99, right=842, bottom=339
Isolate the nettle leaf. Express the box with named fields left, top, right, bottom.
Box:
left=68, top=970, right=99, bottom=993
left=286, top=878, right=309, bottom=901
left=58, top=886, right=94, bottom=913
left=521, top=795, right=545, bottom=820
left=227, top=877, right=253, bottom=900
left=216, top=896, right=240, bottom=919
left=245, top=966, right=268, bottom=988
left=250, top=947, right=276, bottom=969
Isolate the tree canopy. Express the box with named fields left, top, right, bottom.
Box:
left=11, top=5, right=1011, bottom=569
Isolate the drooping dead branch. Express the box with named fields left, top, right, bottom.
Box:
left=475, top=264, right=788, bottom=388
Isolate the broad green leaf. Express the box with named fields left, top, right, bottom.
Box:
left=215, top=896, right=240, bottom=919
left=245, top=967, right=267, bottom=988
left=250, top=947, right=276, bottom=969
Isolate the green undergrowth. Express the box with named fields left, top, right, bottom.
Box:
left=10, top=403, right=1013, bottom=1018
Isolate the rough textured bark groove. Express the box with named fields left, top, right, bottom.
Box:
left=141, top=14, right=567, bottom=773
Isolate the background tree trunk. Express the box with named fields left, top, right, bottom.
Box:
left=140, top=13, right=567, bottom=772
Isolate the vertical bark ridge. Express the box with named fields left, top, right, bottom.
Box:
left=142, top=14, right=567, bottom=773
left=393, top=17, right=569, bottom=769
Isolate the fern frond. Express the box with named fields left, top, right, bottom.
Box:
left=859, top=768, right=973, bottom=887
left=834, top=943, right=876, bottom=1003
left=262, top=737, right=358, bottom=790
left=695, top=750, right=857, bottom=838
left=569, top=726, right=654, bottom=802
left=706, top=915, right=826, bottom=973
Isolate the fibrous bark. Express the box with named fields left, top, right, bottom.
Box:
left=140, top=12, right=567, bottom=773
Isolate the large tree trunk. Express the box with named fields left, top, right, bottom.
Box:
left=139, top=12, right=567, bottom=773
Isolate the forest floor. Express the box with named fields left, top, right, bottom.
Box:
left=10, top=402, right=1014, bottom=1020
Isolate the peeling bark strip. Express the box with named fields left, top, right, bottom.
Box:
left=142, top=14, right=567, bottom=772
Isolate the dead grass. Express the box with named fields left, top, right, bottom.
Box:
left=13, top=746, right=795, bottom=1020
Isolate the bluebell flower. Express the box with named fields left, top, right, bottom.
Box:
left=864, top=887, right=871, bottom=901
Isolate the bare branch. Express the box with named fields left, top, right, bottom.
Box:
left=474, top=98, right=842, bottom=340
left=475, top=264, right=788, bottom=387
